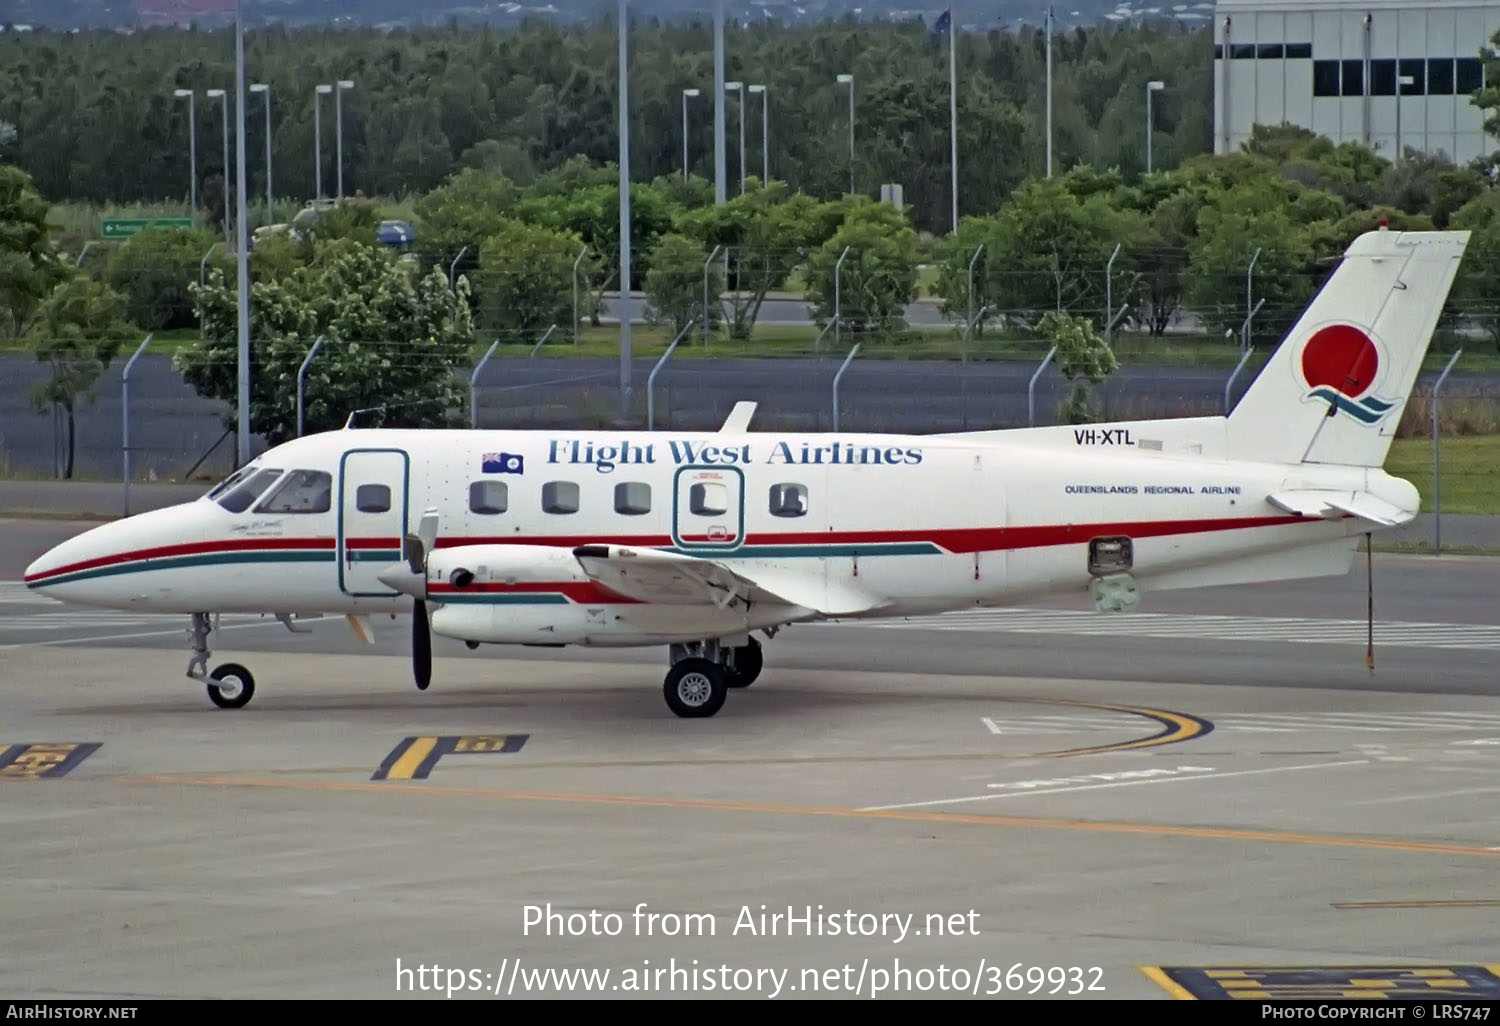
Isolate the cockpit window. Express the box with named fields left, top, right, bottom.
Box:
left=255, top=470, right=332, bottom=514
left=206, top=466, right=253, bottom=501
left=215, top=468, right=283, bottom=513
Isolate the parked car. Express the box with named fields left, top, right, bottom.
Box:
left=376, top=219, right=416, bottom=249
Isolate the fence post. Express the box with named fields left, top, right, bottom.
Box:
left=1104, top=242, right=1121, bottom=346
left=469, top=338, right=501, bottom=430
left=648, top=322, right=693, bottom=430
left=1245, top=247, right=1261, bottom=345
left=296, top=335, right=325, bottom=437
left=966, top=244, right=984, bottom=340
left=1028, top=345, right=1057, bottom=427
left=529, top=324, right=558, bottom=359
left=832, top=343, right=861, bottom=433
left=702, top=244, right=722, bottom=346
left=75, top=241, right=96, bottom=268
left=573, top=246, right=588, bottom=345
left=121, top=334, right=154, bottom=517
left=1432, top=348, right=1462, bottom=554
left=961, top=305, right=989, bottom=366
left=1224, top=345, right=1255, bottom=415
left=834, top=245, right=851, bottom=350
left=1239, top=296, right=1265, bottom=353
left=199, top=242, right=223, bottom=334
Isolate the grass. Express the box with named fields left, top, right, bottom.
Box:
left=1385, top=435, right=1500, bottom=514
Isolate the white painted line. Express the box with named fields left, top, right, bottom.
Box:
left=0, top=620, right=286, bottom=650
left=858, top=759, right=1371, bottom=812
left=981, top=717, right=1002, bottom=735
left=1347, top=786, right=1500, bottom=807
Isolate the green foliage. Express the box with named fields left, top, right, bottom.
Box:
left=414, top=167, right=521, bottom=268
left=102, top=226, right=225, bottom=331
left=0, top=163, right=67, bottom=338
left=644, top=233, right=719, bottom=335
left=1477, top=30, right=1500, bottom=140
left=804, top=200, right=917, bottom=340
left=678, top=182, right=820, bottom=339
left=176, top=240, right=474, bottom=443
left=1450, top=192, right=1500, bottom=353
left=1038, top=310, right=1118, bottom=424
left=26, top=273, right=134, bottom=477
left=295, top=199, right=381, bottom=252
left=476, top=218, right=585, bottom=338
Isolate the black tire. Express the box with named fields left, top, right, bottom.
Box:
left=726, top=638, right=763, bottom=688
left=663, top=658, right=728, bottom=718
left=207, top=663, right=255, bottom=710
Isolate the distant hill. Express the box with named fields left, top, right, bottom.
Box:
left=0, top=0, right=1215, bottom=34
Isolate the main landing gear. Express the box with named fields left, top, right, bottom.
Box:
left=662, top=637, right=764, bottom=718
left=187, top=612, right=256, bottom=710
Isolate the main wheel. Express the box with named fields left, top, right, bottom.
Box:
left=725, top=637, right=763, bottom=688
left=207, top=663, right=255, bottom=710
left=663, top=658, right=728, bottom=718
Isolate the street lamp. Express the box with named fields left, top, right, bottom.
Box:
left=173, top=88, right=196, bottom=216
left=335, top=79, right=354, bottom=200
left=681, top=88, right=700, bottom=181
left=748, top=84, right=768, bottom=185
left=1396, top=74, right=1415, bottom=165
left=315, top=84, right=332, bottom=200
left=836, top=73, right=854, bottom=194
left=206, top=88, right=230, bottom=246
left=725, top=80, right=744, bottom=194
left=1145, top=80, right=1165, bottom=174
left=249, top=83, right=271, bottom=222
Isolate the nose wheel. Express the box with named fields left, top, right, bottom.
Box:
left=187, top=612, right=258, bottom=710
left=207, top=664, right=256, bottom=709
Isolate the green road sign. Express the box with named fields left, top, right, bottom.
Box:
left=100, top=218, right=195, bottom=239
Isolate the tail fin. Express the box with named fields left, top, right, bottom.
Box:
left=1226, top=227, right=1469, bottom=468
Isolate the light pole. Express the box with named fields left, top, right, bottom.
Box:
left=725, top=81, right=744, bottom=194
left=315, top=84, right=331, bottom=200
left=335, top=79, right=354, bottom=200
left=250, top=82, right=271, bottom=222
left=681, top=88, right=699, bottom=181
left=206, top=88, right=230, bottom=247
left=837, top=73, right=854, bottom=194
left=1145, top=80, right=1164, bottom=174
left=1396, top=73, right=1415, bottom=164
left=748, top=84, right=768, bottom=185
left=173, top=88, right=197, bottom=216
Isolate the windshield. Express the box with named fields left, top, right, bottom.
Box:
left=216, top=468, right=284, bottom=513
left=206, top=466, right=253, bottom=501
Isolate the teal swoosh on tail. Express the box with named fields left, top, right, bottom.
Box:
left=1308, top=387, right=1395, bottom=425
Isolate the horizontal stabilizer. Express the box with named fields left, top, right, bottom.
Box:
left=1268, top=490, right=1414, bottom=527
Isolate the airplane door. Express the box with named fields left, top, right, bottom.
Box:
left=672, top=466, right=745, bottom=554
left=337, top=448, right=410, bottom=596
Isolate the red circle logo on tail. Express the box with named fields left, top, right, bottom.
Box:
left=1300, top=324, right=1379, bottom=398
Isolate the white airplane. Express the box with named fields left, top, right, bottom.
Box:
left=22, top=227, right=1468, bottom=717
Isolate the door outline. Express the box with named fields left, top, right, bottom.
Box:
left=337, top=447, right=410, bottom=597
left=671, top=465, right=746, bottom=554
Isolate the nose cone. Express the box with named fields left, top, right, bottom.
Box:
left=22, top=504, right=208, bottom=609
left=376, top=563, right=426, bottom=599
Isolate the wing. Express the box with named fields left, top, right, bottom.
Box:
left=571, top=544, right=887, bottom=617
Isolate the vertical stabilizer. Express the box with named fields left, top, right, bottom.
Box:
left=1226, top=228, right=1468, bottom=467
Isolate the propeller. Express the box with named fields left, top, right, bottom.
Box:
left=385, top=508, right=440, bottom=691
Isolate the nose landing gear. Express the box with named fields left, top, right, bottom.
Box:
left=187, top=612, right=256, bottom=710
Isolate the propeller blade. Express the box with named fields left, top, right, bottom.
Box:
left=417, top=508, right=440, bottom=556
left=413, top=599, right=432, bottom=691
left=403, top=533, right=425, bottom=576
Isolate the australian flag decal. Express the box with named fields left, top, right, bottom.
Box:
left=481, top=452, right=524, bottom=475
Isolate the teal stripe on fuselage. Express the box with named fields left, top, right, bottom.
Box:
left=31, top=550, right=334, bottom=589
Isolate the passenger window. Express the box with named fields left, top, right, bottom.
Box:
left=542, top=481, right=579, bottom=515
left=216, top=468, right=283, bottom=513
left=769, top=483, right=808, bottom=518
left=689, top=482, right=727, bottom=516
left=614, top=482, right=651, bottom=516
left=355, top=484, right=391, bottom=514
left=255, top=470, right=332, bottom=514
left=469, top=481, right=508, bottom=515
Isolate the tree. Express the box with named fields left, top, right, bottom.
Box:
left=1449, top=192, right=1500, bottom=353
left=475, top=218, right=585, bottom=339
left=176, top=240, right=474, bottom=443
left=1039, top=310, right=1117, bottom=424
left=644, top=233, right=720, bottom=335
left=804, top=201, right=918, bottom=340
left=1476, top=29, right=1500, bottom=141
left=103, top=226, right=226, bottom=331
left=678, top=182, right=819, bottom=340
left=415, top=167, right=521, bottom=271
left=26, top=274, right=134, bottom=478
left=0, top=163, right=67, bottom=339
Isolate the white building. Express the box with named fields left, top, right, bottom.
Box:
left=1213, top=0, right=1499, bottom=165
